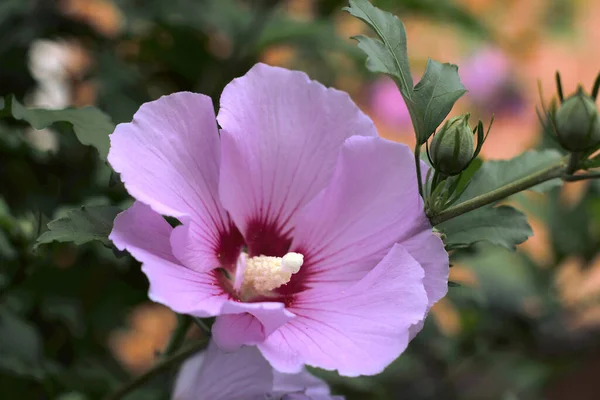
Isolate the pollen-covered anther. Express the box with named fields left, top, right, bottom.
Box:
left=242, top=252, right=304, bottom=293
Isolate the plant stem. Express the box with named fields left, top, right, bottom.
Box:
left=192, top=317, right=212, bottom=336
left=428, top=161, right=567, bottom=226
left=104, top=340, right=208, bottom=400
left=414, top=143, right=424, bottom=197
left=566, top=151, right=582, bottom=175
left=162, top=315, right=192, bottom=358
left=564, top=171, right=600, bottom=181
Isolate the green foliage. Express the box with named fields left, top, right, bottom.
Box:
left=0, top=307, right=44, bottom=380
left=344, top=0, right=413, bottom=95
left=453, top=245, right=540, bottom=314
left=0, top=95, right=115, bottom=160
left=447, top=157, right=483, bottom=202
left=345, top=0, right=466, bottom=144
left=554, top=87, right=600, bottom=152
left=455, top=150, right=564, bottom=204
left=409, top=60, right=467, bottom=144
left=582, top=153, right=600, bottom=169
left=547, top=182, right=600, bottom=261
left=439, top=205, right=532, bottom=250
left=430, top=114, right=475, bottom=176
left=35, top=206, right=122, bottom=248
left=434, top=150, right=563, bottom=249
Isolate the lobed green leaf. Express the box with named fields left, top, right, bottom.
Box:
left=35, top=206, right=122, bottom=248
left=439, top=205, right=532, bottom=250
left=455, top=150, right=564, bottom=205
left=0, top=307, right=44, bottom=380
left=345, top=0, right=466, bottom=144
left=0, top=95, right=114, bottom=160
left=344, top=0, right=413, bottom=96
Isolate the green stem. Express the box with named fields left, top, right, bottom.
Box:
left=428, top=161, right=567, bottom=226
left=566, top=152, right=582, bottom=175
left=431, top=170, right=448, bottom=193
left=414, top=143, right=424, bottom=197
left=192, top=317, right=212, bottom=336
left=564, top=171, right=600, bottom=181
left=162, top=315, right=192, bottom=357
left=103, top=340, right=208, bottom=400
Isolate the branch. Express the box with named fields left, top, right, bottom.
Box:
left=162, top=314, right=192, bottom=357
left=428, top=161, right=567, bottom=225
left=564, top=171, right=600, bottom=181
left=414, top=143, right=424, bottom=197
left=192, top=317, right=213, bottom=336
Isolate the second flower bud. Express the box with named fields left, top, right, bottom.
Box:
left=430, top=114, right=475, bottom=176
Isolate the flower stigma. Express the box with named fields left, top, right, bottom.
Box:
left=240, top=252, right=304, bottom=295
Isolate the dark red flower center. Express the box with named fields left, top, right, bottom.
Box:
left=215, top=217, right=309, bottom=306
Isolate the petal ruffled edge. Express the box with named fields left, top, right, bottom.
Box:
left=217, top=63, right=378, bottom=257
left=109, top=202, right=229, bottom=317
left=258, top=244, right=428, bottom=376
left=282, top=135, right=427, bottom=294
left=109, top=92, right=235, bottom=273
left=173, top=340, right=273, bottom=400
left=401, top=225, right=449, bottom=338
left=212, top=300, right=295, bottom=351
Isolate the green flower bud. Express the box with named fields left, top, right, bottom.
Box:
left=554, top=88, right=600, bottom=152
left=430, top=114, right=475, bottom=176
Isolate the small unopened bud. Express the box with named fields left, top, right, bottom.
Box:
left=554, top=87, right=600, bottom=152
left=430, top=114, right=475, bottom=176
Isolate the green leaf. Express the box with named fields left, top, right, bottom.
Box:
left=344, top=0, right=413, bottom=96
left=345, top=0, right=466, bottom=144
left=453, top=245, right=539, bottom=313
left=0, top=95, right=114, bottom=160
left=0, top=230, right=16, bottom=260
left=409, top=59, right=467, bottom=143
left=439, top=205, right=532, bottom=250
left=41, top=297, right=85, bottom=337
left=0, top=307, right=45, bottom=380
left=56, top=393, right=88, bottom=400
left=456, top=150, right=564, bottom=204
left=0, top=308, right=42, bottom=363
left=446, top=157, right=483, bottom=205
left=35, top=206, right=122, bottom=248
left=583, top=153, right=600, bottom=169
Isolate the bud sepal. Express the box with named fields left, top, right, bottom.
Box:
left=540, top=72, right=600, bottom=154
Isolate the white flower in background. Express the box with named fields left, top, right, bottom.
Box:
left=25, top=39, right=74, bottom=152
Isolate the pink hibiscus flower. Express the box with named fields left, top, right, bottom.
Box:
left=461, top=47, right=510, bottom=103
left=109, top=63, right=448, bottom=376
left=173, top=340, right=343, bottom=400
left=369, top=76, right=412, bottom=128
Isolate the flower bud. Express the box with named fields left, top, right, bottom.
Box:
left=430, top=114, right=475, bottom=175
left=554, top=88, right=600, bottom=152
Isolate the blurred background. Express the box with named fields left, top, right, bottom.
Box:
left=1, top=0, right=600, bottom=399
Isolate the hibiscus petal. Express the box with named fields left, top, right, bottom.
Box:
left=217, top=63, right=377, bottom=256
left=212, top=313, right=265, bottom=351
left=289, top=136, right=430, bottom=285
left=173, top=340, right=273, bottom=400
left=407, top=162, right=449, bottom=330
left=212, top=301, right=295, bottom=351
left=258, top=244, right=428, bottom=376
left=401, top=228, right=449, bottom=337
left=108, top=92, right=235, bottom=272
left=273, top=368, right=333, bottom=396
left=284, top=395, right=345, bottom=400
left=110, top=202, right=228, bottom=316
